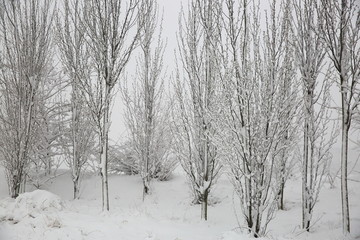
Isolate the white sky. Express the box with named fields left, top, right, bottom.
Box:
left=108, top=0, right=360, bottom=159
left=109, top=0, right=183, bottom=143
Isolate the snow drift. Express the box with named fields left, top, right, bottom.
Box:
left=14, top=190, right=64, bottom=211
left=0, top=190, right=64, bottom=225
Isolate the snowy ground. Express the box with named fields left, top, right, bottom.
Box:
left=0, top=155, right=360, bottom=240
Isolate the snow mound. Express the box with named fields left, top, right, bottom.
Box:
left=0, top=190, right=65, bottom=225
left=15, top=189, right=64, bottom=211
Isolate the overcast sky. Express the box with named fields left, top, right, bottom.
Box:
left=108, top=0, right=360, bottom=160
left=109, top=0, right=183, bottom=143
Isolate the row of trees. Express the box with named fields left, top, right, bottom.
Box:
left=173, top=0, right=359, bottom=237
left=0, top=0, right=359, bottom=237
left=0, top=0, right=174, bottom=206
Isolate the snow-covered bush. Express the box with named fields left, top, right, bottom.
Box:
left=107, top=142, right=177, bottom=181
left=107, top=143, right=139, bottom=175
left=151, top=153, right=178, bottom=181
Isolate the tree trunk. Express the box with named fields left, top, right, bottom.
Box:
left=278, top=177, right=285, bottom=210
left=277, top=158, right=286, bottom=210
left=201, top=189, right=209, bottom=220
left=9, top=174, right=21, bottom=198
left=101, top=83, right=110, bottom=211
left=305, top=210, right=311, bottom=232
left=143, top=41, right=151, bottom=200
left=72, top=91, right=79, bottom=200
left=254, top=205, right=261, bottom=238
left=341, top=119, right=350, bottom=233
left=73, top=175, right=80, bottom=199
left=100, top=133, right=109, bottom=211
left=21, top=174, right=27, bottom=194
left=245, top=170, right=253, bottom=231
left=46, top=152, right=51, bottom=176
left=143, top=177, right=149, bottom=201
left=302, top=116, right=309, bottom=230
left=201, top=126, right=209, bottom=220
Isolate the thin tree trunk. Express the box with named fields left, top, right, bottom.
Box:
left=143, top=41, right=150, bottom=199
left=21, top=174, right=27, bottom=194
left=278, top=174, right=285, bottom=210
left=201, top=188, right=208, bottom=220
left=341, top=113, right=350, bottom=233
left=47, top=153, right=51, bottom=176
left=255, top=209, right=261, bottom=238
left=101, top=134, right=109, bottom=211
left=277, top=152, right=286, bottom=210
left=101, top=83, right=110, bottom=211
left=302, top=116, right=309, bottom=230
left=73, top=176, right=80, bottom=199
left=305, top=208, right=311, bottom=231
left=245, top=163, right=253, bottom=230
left=72, top=86, right=79, bottom=200
left=201, top=136, right=209, bottom=220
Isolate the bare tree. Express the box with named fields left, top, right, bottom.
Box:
left=122, top=0, right=173, bottom=199
left=220, top=0, right=298, bottom=236
left=174, top=0, right=222, bottom=221
left=318, top=0, right=360, bottom=233
left=0, top=0, right=54, bottom=198
left=31, top=97, right=63, bottom=176
left=80, top=0, right=141, bottom=210
left=265, top=0, right=299, bottom=211
left=55, top=0, right=96, bottom=200
left=26, top=82, right=67, bottom=190
left=60, top=107, right=96, bottom=199
left=293, top=0, right=338, bottom=232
